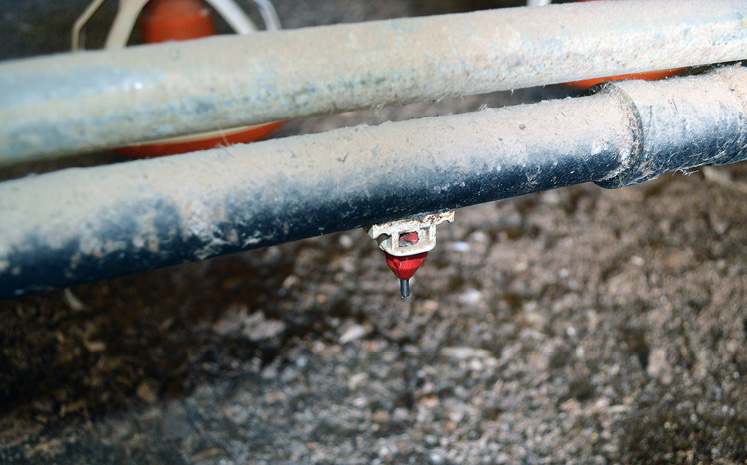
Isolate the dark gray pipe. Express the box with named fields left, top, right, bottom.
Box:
left=0, top=66, right=745, bottom=299
left=595, top=69, right=747, bottom=187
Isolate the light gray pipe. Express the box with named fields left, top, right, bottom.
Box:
left=1, top=0, right=746, bottom=164
left=0, top=66, right=745, bottom=299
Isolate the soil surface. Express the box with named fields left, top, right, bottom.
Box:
left=1, top=1, right=746, bottom=464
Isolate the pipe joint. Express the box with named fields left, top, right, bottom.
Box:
left=595, top=66, right=747, bottom=189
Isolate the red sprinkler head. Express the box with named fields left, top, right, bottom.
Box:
left=364, top=210, right=454, bottom=299
left=384, top=251, right=428, bottom=298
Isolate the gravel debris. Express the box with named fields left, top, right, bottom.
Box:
left=0, top=1, right=746, bottom=464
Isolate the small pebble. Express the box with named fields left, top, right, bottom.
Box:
left=339, top=324, right=367, bottom=344
left=447, top=241, right=470, bottom=252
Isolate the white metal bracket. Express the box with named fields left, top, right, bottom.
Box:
left=365, top=210, right=455, bottom=257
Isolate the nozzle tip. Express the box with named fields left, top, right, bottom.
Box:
left=400, top=278, right=410, bottom=299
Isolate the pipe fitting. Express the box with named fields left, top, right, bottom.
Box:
left=594, top=66, right=747, bottom=189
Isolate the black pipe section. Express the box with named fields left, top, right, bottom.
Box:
left=0, top=66, right=745, bottom=300
left=594, top=67, right=747, bottom=188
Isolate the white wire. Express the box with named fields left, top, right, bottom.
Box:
left=206, top=0, right=282, bottom=34
left=72, top=0, right=108, bottom=50
left=249, top=0, right=281, bottom=30
left=206, top=0, right=258, bottom=34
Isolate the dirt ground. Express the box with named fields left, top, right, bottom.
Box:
left=1, top=1, right=746, bottom=464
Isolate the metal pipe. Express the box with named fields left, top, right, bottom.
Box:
left=1, top=0, right=746, bottom=164
left=1, top=66, right=745, bottom=300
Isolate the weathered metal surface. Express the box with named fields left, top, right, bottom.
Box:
left=1, top=0, right=746, bottom=163
left=595, top=66, right=747, bottom=188
left=366, top=210, right=455, bottom=256
left=1, top=66, right=745, bottom=299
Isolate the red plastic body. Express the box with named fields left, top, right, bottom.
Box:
left=140, top=0, right=215, bottom=43
left=384, top=252, right=428, bottom=280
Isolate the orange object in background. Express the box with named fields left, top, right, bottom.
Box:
left=116, top=122, right=285, bottom=158
left=563, top=0, right=685, bottom=90
left=116, top=0, right=283, bottom=158
left=139, top=0, right=215, bottom=43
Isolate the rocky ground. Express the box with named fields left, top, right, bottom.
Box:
left=1, top=1, right=746, bottom=464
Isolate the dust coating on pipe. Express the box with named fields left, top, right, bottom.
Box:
left=0, top=94, right=633, bottom=298
left=0, top=66, right=746, bottom=299
left=596, top=66, right=747, bottom=188
left=1, top=0, right=746, bottom=163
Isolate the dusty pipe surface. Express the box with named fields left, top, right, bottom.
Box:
left=1, top=67, right=745, bottom=299
left=1, top=0, right=746, bottom=164
left=596, top=67, right=747, bottom=187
